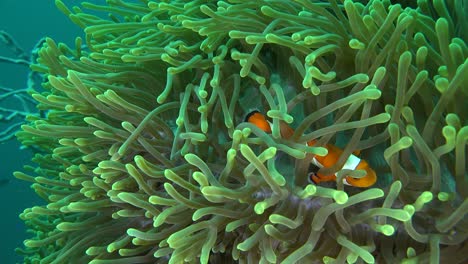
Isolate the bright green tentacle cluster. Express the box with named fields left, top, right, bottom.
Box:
left=15, top=0, right=467, bottom=263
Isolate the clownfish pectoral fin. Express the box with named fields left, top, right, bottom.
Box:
left=308, top=172, right=320, bottom=184
left=309, top=172, right=336, bottom=184
left=245, top=110, right=271, bottom=133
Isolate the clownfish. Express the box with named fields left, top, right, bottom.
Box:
left=245, top=111, right=377, bottom=187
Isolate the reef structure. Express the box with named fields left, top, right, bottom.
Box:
left=15, top=0, right=467, bottom=263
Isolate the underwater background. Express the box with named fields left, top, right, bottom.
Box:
left=0, top=1, right=87, bottom=262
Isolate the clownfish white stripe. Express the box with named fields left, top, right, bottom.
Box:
left=341, top=154, right=361, bottom=171
left=311, top=154, right=361, bottom=186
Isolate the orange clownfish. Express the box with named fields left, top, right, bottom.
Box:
left=245, top=111, right=377, bottom=187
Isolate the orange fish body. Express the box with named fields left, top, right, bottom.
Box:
left=245, top=111, right=272, bottom=133
left=307, top=140, right=376, bottom=187
left=245, top=111, right=377, bottom=187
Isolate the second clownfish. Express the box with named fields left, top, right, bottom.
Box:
left=245, top=111, right=377, bottom=188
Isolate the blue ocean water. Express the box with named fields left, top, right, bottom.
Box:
left=0, top=1, right=94, bottom=262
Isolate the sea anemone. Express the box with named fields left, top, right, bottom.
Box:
left=15, top=0, right=467, bottom=263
